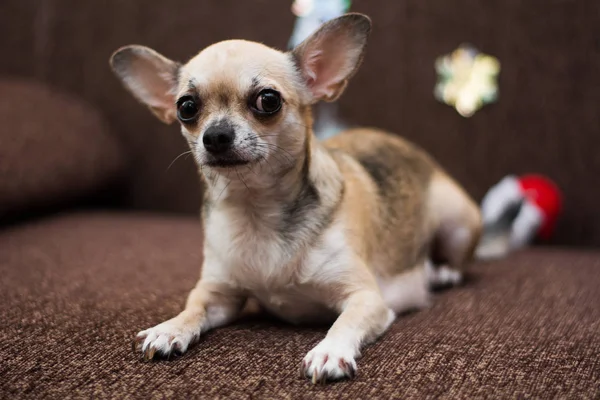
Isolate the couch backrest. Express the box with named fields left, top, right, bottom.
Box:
left=1, top=0, right=598, bottom=247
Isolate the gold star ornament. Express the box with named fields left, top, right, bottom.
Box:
left=435, top=44, right=500, bottom=117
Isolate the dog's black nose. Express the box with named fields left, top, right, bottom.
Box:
left=203, top=123, right=235, bottom=154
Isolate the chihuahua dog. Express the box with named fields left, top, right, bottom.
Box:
left=110, top=13, right=481, bottom=384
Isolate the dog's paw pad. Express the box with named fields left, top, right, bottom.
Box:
left=301, top=340, right=357, bottom=384
left=132, top=321, right=199, bottom=361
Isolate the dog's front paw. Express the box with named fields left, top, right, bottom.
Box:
left=301, top=339, right=358, bottom=384
left=133, top=318, right=200, bottom=361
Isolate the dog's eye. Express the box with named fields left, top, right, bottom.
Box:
left=177, top=96, right=199, bottom=122
left=253, top=89, right=282, bottom=114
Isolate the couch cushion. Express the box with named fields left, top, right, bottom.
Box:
left=0, top=79, right=125, bottom=220
left=1, top=213, right=598, bottom=398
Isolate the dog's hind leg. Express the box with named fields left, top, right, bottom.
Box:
left=426, top=172, right=482, bottom=287
left=377, top=263, right=432, bottom=314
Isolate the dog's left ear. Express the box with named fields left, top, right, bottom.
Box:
left=291, top=13, right=371, bottom=103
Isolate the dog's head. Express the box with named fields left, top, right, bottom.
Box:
left=110, top=13, right=370, bottom=173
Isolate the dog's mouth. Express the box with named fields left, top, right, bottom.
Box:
left=206, top=158, right=250, bottom=168
left=204, top=152, right=251, bottom=168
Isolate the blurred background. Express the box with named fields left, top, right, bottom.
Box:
left=2, top=2, right=600, bottom=397
left=1, top=0, right=599, bottom=247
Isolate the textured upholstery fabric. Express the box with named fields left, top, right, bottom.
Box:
left=0, top=0, right=598, bottom=246
left=0, top=79, right=125, bottom=220
left=1, top=213, right=598, bottom=398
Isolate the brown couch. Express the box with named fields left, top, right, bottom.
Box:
left=1, top=1, right=599, bottom=398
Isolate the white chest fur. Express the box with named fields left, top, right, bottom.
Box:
left=203, top=207, right=350, bottom=324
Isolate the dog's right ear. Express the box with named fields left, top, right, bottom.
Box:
left=110, top=45, right=180, bottom=124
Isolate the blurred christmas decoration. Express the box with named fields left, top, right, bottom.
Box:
left=289, top=0, right=352, bottom=48
left=476, top=175, right=562, bottom=260
left=435, top=44, right=500, bottom=117
left=289, top=0, right=351, bottom=139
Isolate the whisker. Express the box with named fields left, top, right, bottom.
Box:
left=253, top=151, right=276, bottom=175
left=250, top=134, right=284, bottom=138
left=232, top=149, right=259, bottom=177
left=253, top=148, right=293, bottom=169
left=254, top=144, right=294, bottom=164
left=167, top=150, right=193, bottom=171
left=214, top=169, right=232, bottom=203
left=255, top=142, right=296, bottom=159
left=235, top=167, right=251, bottom=193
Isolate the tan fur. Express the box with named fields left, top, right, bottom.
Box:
left=110, top=13, right=481, bottom=384
left=325, top=128, right=482, bottom=277
left=326, top=129, right=435, bottom=275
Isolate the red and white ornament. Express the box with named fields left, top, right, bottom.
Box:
left=477, top=174, right=562, bottom=259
